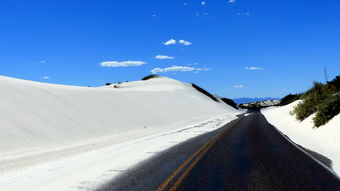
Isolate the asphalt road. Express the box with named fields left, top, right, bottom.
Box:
left=97, top=113, right=340, bottom=191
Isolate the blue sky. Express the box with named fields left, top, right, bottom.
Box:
left=0, top=0, right=339, bottom=98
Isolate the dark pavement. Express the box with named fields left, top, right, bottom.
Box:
left=97, top=113, right=340, bottom=191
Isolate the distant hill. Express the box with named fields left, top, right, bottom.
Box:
left=239, top=100, right=281, bottom=109
left=233, top=97, right=280, bottom=104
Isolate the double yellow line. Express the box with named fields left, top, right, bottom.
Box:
left=156, top=127, right=228, bottom=191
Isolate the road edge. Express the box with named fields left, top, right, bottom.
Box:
left=261, top=114, right=340, bottom=179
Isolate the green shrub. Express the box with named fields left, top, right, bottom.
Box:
left=313, top=93, right=340, bottom=127
left=279, top=93, right=301, bottom=106
left=293, top=82, right=331, bottom=121
left=327, top=76, right=340, bottom=92
left=141, top=74, right=160, bottom=80
left=293, top=99, right=314, bottom=120
left=288, top=76, right=339, bottom=126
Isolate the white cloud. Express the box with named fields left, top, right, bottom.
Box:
left=201, top=1, right=206, bottom=5
left=42, top=76, right=50, bottom=79
left=245, top=66, right=264, bottom=70
left=163, top=39, right=192, bottom=46
left=99, top=61, right=146, bottom=67
left=155, top=55, right=175, bottom=59
left=179, top=39, right=192, bottom=46
left=233, top=85, right=245, bottom=88
left=40, top=60, right=46, bottom=64
left=195, top=67, right=211, bottom=72
left=164, top=39, right=176, bottom=45
left=237, top=12, right=250, bottom=16
left=228, top=0, right=236, bottom=3
left=151, top=65, right=210, bottom=74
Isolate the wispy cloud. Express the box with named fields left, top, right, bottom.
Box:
left=228, top=0, right=236, bottom=3
left=237, top=12, right=250, bottom=16
left=151, top=65, right=210, bottom=74
left=41, top=76, right=50, bottom=79
left=245, top=66, right=264, bottom=70
left=233, top=85, right=245, bottom=88
left=179, top=39, right=192, bottom=46
left=100, top=61, right=146, bottom=67
left=30, top=60, right=46, bottom=66
left=164, top=39, right=176, bottom=45
left=201, top=1, right=206, bottom=5
left=155, top=55, right=175, bottom=60
left=188, top=62, right=199, bottom=66
left=196, top=12, right=210, bottom=17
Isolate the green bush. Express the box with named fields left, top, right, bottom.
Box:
left=141, top=74, right=159, bottom=80
left=293, top=82, right=331, bottom=121
left=285, top=75, right=340, bottom=126
left=279, top=93, right=301, bottom=106
left=293, top=99, right=314, bottom=120
left=313, top=93, right=340, bottom=127
left=327, top=76, right=340, bottom=92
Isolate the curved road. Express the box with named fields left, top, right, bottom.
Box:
left=97, top=113, right=340, bottom=191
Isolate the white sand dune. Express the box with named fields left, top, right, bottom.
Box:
left=0, top=75, right=239, bottom=190
left=0, top=76, right=236, bottom=155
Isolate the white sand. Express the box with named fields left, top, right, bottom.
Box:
left=0, top=75, right=239, bottom=190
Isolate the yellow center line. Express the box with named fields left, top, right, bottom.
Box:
left=168, top=130, right=226, bottom=191
left=155, top=134, right=216, bottom=191
left=156, top=126, right=228, bottom=191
